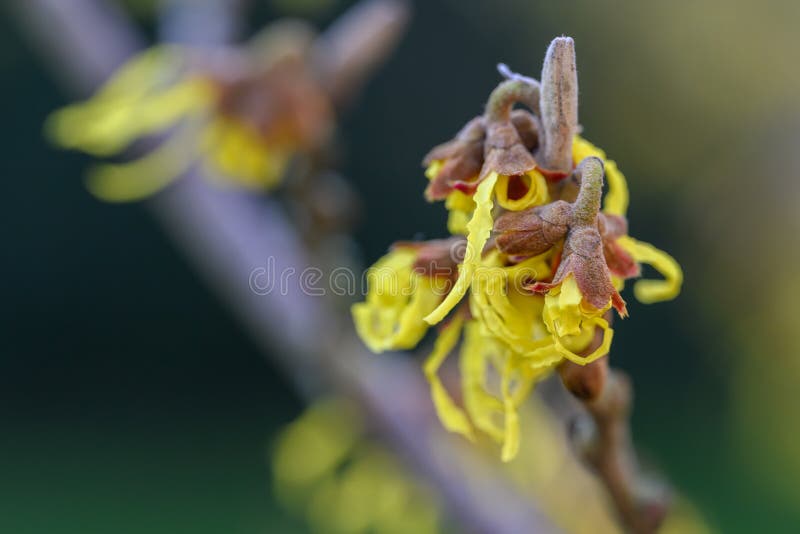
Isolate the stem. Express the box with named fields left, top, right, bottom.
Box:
left=579, top=369, right=669, bottom=534
left=311, top=0, right=411, bottom=107
left=485, top=79, right=540, bottom=123
left=572, top=156, right=604, bottom=225
left=559, top=324, right=670, bottom=534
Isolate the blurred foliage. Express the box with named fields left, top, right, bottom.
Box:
left=273, top=398, right=443, bottom=534
left=269, top=0, right=339, bottom=17
left=114, top=0, right=159, bottom=20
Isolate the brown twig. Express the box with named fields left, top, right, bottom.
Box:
left=311, top=0, right=411, bottom=107
left=560, top=353, right=670, bottom=533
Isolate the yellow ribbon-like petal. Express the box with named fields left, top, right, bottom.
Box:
left=460, top=321, right=505, bottom=442
left=424, top=160, right=443, bottom=181
left=91, top=45, right=185, bottom=103
left=467, top=252, right=562, bottom=368
left=84, top=123, right=197, bottom=202
left=500, top=356, right=521, bottom=462
left=424, top=172, right=499, bottom=325
left=353, top=249, right=447, bottom=353
left=444, top=190, right=474, bottom=235
left=617, top=235, right=683, bottom=303
left=543, top=275, right=585, bottom=338
left=47, top=77, right=214, bottom=157
left=551, top=316, right=614, bottom=366
left=423, top=315, right=474, bottom=441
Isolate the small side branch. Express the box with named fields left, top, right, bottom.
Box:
left=563, top=360, right=669, bottom=533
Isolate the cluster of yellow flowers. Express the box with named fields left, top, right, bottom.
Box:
left=352, top=72, right=682, bottom=460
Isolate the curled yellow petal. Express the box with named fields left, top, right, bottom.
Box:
left=495, top=170, right=549, bottom=211
left=539, top=275, right=614, bottom=365
left=444, top=190, right=474, bottom=235
left=424, top=172, right=498, bottom=325
left=552, top=317, right=614, bottom=366
left=617, top=235, right=683, bottom=303
left=424, top=160, right=443, bottom=181
left=84, top=124, right=196, bottom=202
left=468, top=253, right=561, bottom=367
left=92, top=45, right=185, bottom=102
left=572, top=135, right=629, bottom=217
left=422, top=315, right=474, bottom=441
left=353, top=249, right=447, bottom=353
left=48, top=76, right=214, bottom=157
left=543, top=275, right=584, bottom=338
left=45, top=46, right=197, bottom=156
left=500, top=357, right=521, bottom=462
left=460, top=321, right=505, bottom=442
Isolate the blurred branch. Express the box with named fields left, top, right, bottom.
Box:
left=11, top=0, right=560, bottom=531
left=7, top=0, right=143, bottom=96
left=311, top=0, right=411, bottom=107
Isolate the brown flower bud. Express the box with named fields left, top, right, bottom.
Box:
left=423, top=117, right=486, bottom=200
left=422, top=111, right=545, bottom=200
left=480, top=119, right=538, bottom=180
left=215, top=54, right=333, bottom=150
left=494, top=200, right=571, bottom=257
left=560, top=350, right=608, bottom=401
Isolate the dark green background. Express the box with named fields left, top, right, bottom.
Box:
left=2, top=0, right=796, bottom=532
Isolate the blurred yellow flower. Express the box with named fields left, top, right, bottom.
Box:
left=273, top=398, right=442, bottom=534
left=47, top=27, right=333, bottom=202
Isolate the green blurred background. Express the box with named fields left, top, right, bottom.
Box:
left=2, top=0, right=799, bottom=532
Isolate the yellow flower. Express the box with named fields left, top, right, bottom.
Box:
left=460, top=320, right=551, bottom=461
left=541, top=274, right=614, bottom=365
left=46, top=37, right=332, bottom=202
left=469, top=252, right=563, bottom=366
left=352, top=248, right=450, bottom=353
left=46, top=46, right=218, bottom=201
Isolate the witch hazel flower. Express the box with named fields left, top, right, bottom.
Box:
left=353, top=36, right=683, bottom=461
